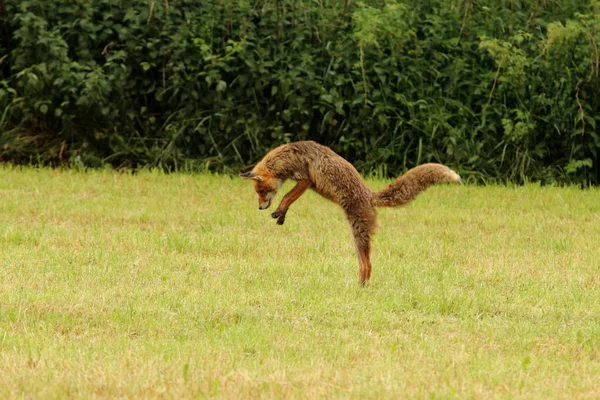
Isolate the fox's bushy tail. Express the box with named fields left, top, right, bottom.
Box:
left=372, top=163, right=461, bottom=208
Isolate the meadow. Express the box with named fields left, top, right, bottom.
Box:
left=0, top=167, right=599, bottom=398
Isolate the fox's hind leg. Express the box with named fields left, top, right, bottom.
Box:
left=344, top=204, right=377, bottom=285
left=354, top=233, right=372, bottom=285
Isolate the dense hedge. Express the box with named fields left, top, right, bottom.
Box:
left=0, top=0, right=598, bottom=184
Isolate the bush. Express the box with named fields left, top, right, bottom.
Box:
left=0, top=0, right=598, bottom=184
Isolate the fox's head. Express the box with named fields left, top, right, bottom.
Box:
left=240, top=167, right=283, bottom=210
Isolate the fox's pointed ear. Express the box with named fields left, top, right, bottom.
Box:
left=239, top=171, right=263, bottom=181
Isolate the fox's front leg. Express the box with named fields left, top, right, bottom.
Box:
left=271, top=180, right=312, bottom=225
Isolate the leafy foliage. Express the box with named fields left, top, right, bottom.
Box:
left=0, top=0, right=598, bottom=184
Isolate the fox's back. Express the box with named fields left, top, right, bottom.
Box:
left=261, top=141, right=371, bottom=205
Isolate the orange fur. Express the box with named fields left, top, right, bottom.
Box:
left=241, top=141, right=460, bottom=285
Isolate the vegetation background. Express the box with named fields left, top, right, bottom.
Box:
left=0, top=0, right=599, bottom=184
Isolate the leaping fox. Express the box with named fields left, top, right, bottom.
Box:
left=240, top=141, right=460, bottom=285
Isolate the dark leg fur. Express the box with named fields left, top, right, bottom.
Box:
left=271, top=209, right=286, bottom=225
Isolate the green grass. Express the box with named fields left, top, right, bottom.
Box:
left=0, top=167, right=599, bottom=398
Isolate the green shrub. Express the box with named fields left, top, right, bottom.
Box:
left=0, top=0, right=598, bottom=184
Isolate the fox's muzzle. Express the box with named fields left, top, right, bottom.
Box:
left=258, top=192, right=276, bottom=210
left=259, top=199, right=271, bottom=210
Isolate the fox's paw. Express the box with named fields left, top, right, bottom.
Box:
left=271, top=210, right=286, bottom=225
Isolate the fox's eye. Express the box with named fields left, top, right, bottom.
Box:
left=257, top=190, right=265, bottom=195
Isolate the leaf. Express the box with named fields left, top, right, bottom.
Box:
left=321, top=94, right=333, bottom=104
left=565, top=159, right=592, bottom=174
left=335, top=101, right=345, bottom=116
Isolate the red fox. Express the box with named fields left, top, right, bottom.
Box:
left=240, top=141, right=461, bottom=285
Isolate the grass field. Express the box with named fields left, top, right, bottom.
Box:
left=0, top=167, right=599, bottom=398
